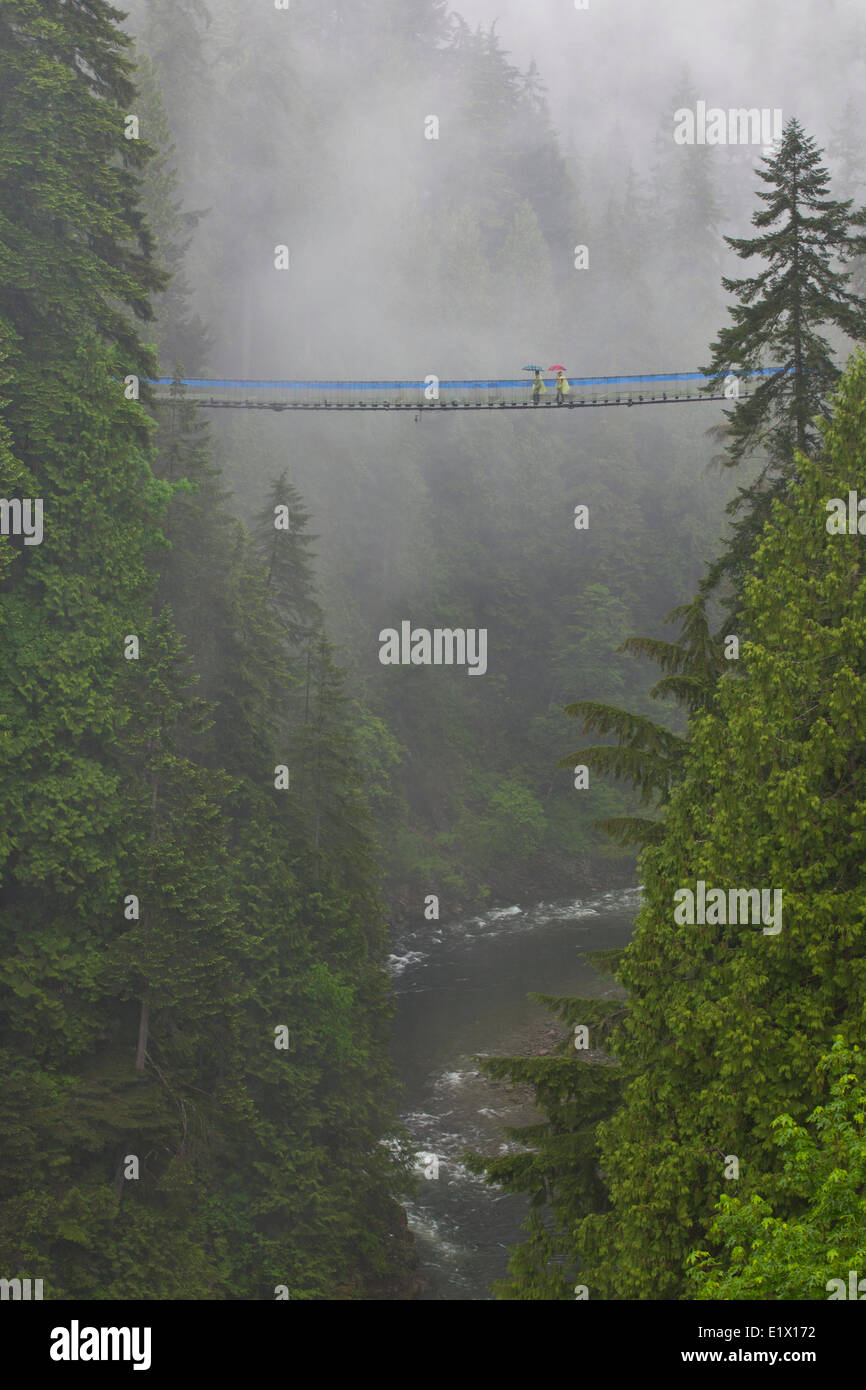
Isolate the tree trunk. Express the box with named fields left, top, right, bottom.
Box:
left=135, top=988, right=150, bottom=1073
left=135, top=770, right=159, bottom=1073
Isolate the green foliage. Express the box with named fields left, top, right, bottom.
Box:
left=132, top=56, right=212, bottom=371
left=472, top=777, right=547, bottom=863
left=253, top=470, right=321, bottom=644
left=143, top=377, right=410, bottom=1298
left=564, top=125, right=865, bottom=861
left=686, top=1040, right=866, bottom=1300
left=0, top=1, right=409, bottom=1303
left=0, top=0, right=167, bottom=389
left=463, top=1000, right=624, bottom=1300
left=477, top=350, right=866, bottom=1302
left=702, top=119, right=866, bottom=607
left=703, top=118, right=866, bottom=469
left=572, top=350, right=866, bottom=1300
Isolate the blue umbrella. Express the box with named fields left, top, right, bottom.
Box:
left=522, top=364, right=543, bottom=372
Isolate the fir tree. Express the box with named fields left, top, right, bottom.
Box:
left=561, top=123, right=866, bottom=854
left=574, top=350, right=866, bottom=1299
left=702, top=118, right=866, bottom=598
left=0, top=0, right=167, bottom=399
left=464, top=982, right=626, bottom=1300
left=132, top=56, right=212, bottom=372
left=479, top=349, right=866, bottom=1301
left=559, top=593, right=724, bottom=848
left=253, top=470, right=322, bottom=646
left=0, top=0, right=410, bottom=1299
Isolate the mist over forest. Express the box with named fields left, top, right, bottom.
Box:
left=2, top=0, right=866, bottom=1332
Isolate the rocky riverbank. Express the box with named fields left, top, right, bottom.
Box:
left=386, top=851, right=637, bottom=933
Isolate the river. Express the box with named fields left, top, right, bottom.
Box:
left=389, top=885, right=641, bottom=1300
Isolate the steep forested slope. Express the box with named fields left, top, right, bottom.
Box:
left=0, top=0, right=409, bottom=1301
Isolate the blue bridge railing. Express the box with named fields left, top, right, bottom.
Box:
left=147, top=368, right=781, bottom=411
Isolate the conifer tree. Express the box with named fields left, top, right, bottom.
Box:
left=0, top=331, right=221, bottom=1294
left=479, top=349, right=866, bottom=1300
left=134, top=0, right=211, bottom=168
left=149, top=375, right=244, bottom=700
left=562, top=122, right=866, bottom=852
left=0, top=0, right=410, bottom=1299
left=559, top=593, right=724, bottom=848
left=464, top=984, right=626, bottom=1300
left=254, top=470, right=322, bottom=645
left=572, top=350, right=866, bottom=1299
left=0, top=0, right=167, bottom=399
left=143, top=385, right=410, bottom=1295
left=687, top=1040, right=866, bottom=1301
left=0, top=1, right=235, bottom=1294
left=133, top=56, right=212, bottom=371
left=702, top=118, right=866, bottom=598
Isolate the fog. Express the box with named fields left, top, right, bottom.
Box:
left=456, top=0, right=864, bottom=162
left=122, top=0, right=866, bottom=388
left=119, top=0, right=866, bottom=904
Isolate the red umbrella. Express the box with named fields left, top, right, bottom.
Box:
left=549, top=364, right=566, bottom=372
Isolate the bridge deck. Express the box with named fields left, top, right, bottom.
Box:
left=149, top=370, right=771, bottom=411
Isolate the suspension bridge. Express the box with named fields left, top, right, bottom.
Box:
left=149, top=368, right=775, bottom=412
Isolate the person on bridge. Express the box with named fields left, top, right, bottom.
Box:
left=555, top=370, right=570, bottom=405
left=532, top=370, right=546, bottom=405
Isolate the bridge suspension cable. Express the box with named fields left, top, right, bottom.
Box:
left=149, top=369, right=778, bottom=412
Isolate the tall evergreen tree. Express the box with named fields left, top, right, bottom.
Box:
left=0, top=0, right=239, bottom=1296
left=144, top=387, right=411, bottom=1299
left=254, top=470, right=321, bottom=646
left=702, top=118, right=866, bottom=598
left=0, top=0, right=411, bottom=1300
left=133, top=55, right=212, bottom=371
left=0, top=0, right=166, bottom=399
left=473, top=349, right=866, bottom=1299
left=559, top=592, right=724, bottom=848
left=133, top=0, right=211, bottom=173
left=574, top=350, right=866, bottom=1299
left=464, top=976, right=627, bottom=1300
left=561, top=122, right=866, bottom=857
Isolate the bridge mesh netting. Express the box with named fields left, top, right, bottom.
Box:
left=148, top=369, right=780, bottom=411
